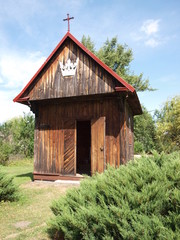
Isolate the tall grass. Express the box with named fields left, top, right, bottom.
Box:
left=48, top=152, right=180, bottom=239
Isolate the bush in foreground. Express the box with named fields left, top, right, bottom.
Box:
left=48, top=152, right=180, bottom=239
left=0, top=169, right=18, bottom=202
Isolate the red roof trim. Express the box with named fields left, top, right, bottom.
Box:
left=68, top=33, right=135, bottom=93
left=115, top=87, right=129, bottom=92
left=13, top=32, right=135, bottom=102
left=13, top=32, right=70, bottom=102
left=17, top=96, right=30, bottom=102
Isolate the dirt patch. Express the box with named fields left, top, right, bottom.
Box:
left=14, top=221, right=31, bottom=229
left=5, top=223, right=46, bottom=240
left=20, top=180, right=80, bottom=195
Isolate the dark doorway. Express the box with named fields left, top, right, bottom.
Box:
left=76, top=121, right=91, bottom=175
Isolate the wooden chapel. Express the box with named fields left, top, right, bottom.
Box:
left=14, top=28, right=142, bottom=181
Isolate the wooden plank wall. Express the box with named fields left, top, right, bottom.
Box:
left=34, top=97, right=127, bottom=175
left=63, top=119, right=76, bottom=175
left=28, top=39, right=122, bottom=100
left=91, top=117, right=105, bottom=174
left=125, top=102, right=134, bottom=161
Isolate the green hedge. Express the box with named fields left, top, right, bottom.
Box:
left=0, top=169, right=18, bottom=202
left=48, top=152, right=180, bottom=239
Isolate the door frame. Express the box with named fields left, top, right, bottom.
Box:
left=75, top=117, right=106, bottom=176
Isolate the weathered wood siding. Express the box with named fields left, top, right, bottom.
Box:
left=27, top=39, right=122, bottom=100
left=125, top=102, right=134, bottom=161
left=91, top=117, right=105, bottom=174
left=33, top=97, right=130, bottom=175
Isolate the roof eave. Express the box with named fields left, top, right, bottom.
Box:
left=13, top=32, right=70, bottom=102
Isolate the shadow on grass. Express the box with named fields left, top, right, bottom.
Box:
left=16, top=172, right=33, bottom=181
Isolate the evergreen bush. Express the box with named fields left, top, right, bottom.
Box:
left=48, top=152, right=180, bottom=239
left=0, top=169, right=18, bottom=202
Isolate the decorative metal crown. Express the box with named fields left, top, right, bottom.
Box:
left=59, top=58, right=78, bottom=77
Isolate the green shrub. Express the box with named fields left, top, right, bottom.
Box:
left=0, top=169, right=18, bottom=202
left=0, top=141, right=12, bottom=165
left=134, top=141, right=144, bottom=154
left=48, top=152, right=180, bottom=239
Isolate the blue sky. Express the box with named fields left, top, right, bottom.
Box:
left=0, top=0, right=180, bottom=123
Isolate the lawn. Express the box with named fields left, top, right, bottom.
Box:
left=0, top=159, right=78, bottom=240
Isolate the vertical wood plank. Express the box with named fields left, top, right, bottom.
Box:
left=91, top=119, right=96, bottom=174
left=60, top=119, right=64, bottom=174
left=52, top=105, right=56, bottom=173
left=74, top=120, right=77, bottom=175
left=105, top=100, right=110, bottom=166
left=34, top=113, right=39, bottom=173
left=46, top=104, right=50, bottom=173
left=38, top=107, right=42, bottom=172
left=49, top=106, right=53, bottom=172
left=41, top=106, right=46, bottom=173
left=63, top=119, right=76, bottom=175
left=91, top=117, right=105, bottom=174
left=89, top=59, right=92, bottom=94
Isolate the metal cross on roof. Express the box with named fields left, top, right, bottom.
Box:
left=63, top=13, right=74, bottom=32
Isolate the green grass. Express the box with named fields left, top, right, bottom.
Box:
left=1, top=158, right=34, bottom=186
left=0, top=159, right=77, bottom=240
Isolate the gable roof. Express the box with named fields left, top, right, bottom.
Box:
left=13, top=32, right=142, bottom=114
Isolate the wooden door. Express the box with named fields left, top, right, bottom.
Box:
left=91, top=117, right=106, bottom=174
left=62, top=119, right=76, bottom=175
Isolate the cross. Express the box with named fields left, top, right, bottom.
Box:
left=63, top=14, right=74, bottom=32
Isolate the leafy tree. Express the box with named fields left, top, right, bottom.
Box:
left=0, top=140, right=12, bottom=165
left=82, top=36, right=154, bottom=92
left=81, top=35, right=96, bottom=54
left=0, top=113, right=35, bottom=164
left=134, top=106, right=157, bottom=153
left=155, top=95, right=180, bottom=152
left=0, top=121, right=13, bottom=164
left=11, top=113, right=35, bottom=157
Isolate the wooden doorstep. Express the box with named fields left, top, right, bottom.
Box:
left=33, top=172, right=84, bottom=181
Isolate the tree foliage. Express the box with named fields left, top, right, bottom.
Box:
left=0, top=113, right=34, bottom=164
left=81, top=35, right=96, bottom=54
left=48, top=152, right=180, bottom=239
left=134, top=106, right=157, bottom=153
left=12, top=113, right=35, bottom=157
left=81, top=35, right=154, bottom=92
left=155, top=95, right=180, bottom=152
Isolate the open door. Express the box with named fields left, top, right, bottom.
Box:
left=76, top=121, right=91, bottom=175
left=91, top=117, right=106, bottom=174
left=62, top=119, right=76, bottom=175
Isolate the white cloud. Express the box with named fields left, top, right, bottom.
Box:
left=0, top=90, right=30, bottom=123
left=145, top=38, right=160, bottom=48
left=0, top=51, right=46, bottom=89
left=140, top=19, right=160, bottom=36
left=0, top=50, right=46, bottom=123
left=131, top=19, right=162, bottom=48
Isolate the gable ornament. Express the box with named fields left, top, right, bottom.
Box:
left=59, top=58, right=79, bottom=77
